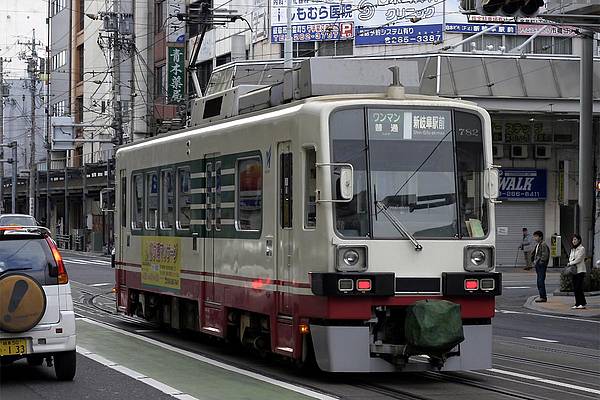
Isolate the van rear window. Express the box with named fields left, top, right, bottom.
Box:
left=0, top=238, right=53, bottom=273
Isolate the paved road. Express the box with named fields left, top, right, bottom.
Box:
left=4, top=254, right=598, bottom=400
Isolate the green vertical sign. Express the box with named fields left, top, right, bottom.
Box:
left=167, top=46, right=185, bottom=104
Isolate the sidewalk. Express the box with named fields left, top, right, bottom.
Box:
left=524, top=294, right=600, bottom=317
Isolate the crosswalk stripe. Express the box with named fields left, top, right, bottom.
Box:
left=64, top=257, right=111, bottom=265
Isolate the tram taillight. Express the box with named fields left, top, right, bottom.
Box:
left=464, top=279, right=479, bottom=291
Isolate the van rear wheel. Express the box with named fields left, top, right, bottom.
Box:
left=54, top=350, right=76, bottom=381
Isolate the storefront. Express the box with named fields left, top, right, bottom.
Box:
left=494, top=169, right=547, bottom=267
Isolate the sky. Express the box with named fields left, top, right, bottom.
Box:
left=0, top=0, right=47, bottom=79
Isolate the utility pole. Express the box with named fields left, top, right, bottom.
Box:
left=19, top=30, right=41, bottom=217
left=0, top=57, right=5, bottom=213
left=579, top=29, right=594, bottom=256
left=112, top=0, right=124, bottom=146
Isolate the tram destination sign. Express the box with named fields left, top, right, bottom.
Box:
left=498, top=168, right=547, bottom=201
left=367, top=109, right=451, bottom=140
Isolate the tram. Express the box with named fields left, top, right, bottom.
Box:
left=113, top=59, right=501, bottom=372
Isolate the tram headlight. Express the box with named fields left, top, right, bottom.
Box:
left=463, top=246, right=494, bottom=272
left=470, top=250, right=486, bottom=266
left=336, top=246, right=367, bottom=272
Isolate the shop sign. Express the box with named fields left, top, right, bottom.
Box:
left=445, top=23, right=516, bottom=35
left=498, top=169, right=546, bottom=200
left=271, top=22, right=354, bottom=43
left=270, top=0, right=353, bottom=42
left=167, top=46, right=185, bottom=104
left=166, top=0, right=185, bottom=43
left=355, top=24, right=442, bottom=45
left=517, top=24, right=577, bottom=37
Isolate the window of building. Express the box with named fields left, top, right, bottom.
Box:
left=132, top=174, right=144, bottom=230
left=216, top=53, right=231, bottom=66
left=121, top=177, right=127, bottom=228
left=317, top=40, right=353, bottom=56
left=161, top=169, right=175, bottom=229
left=236, top=157, right=262, bottom=231
left=304, top=147, right=316, bottom=229
left=177, top=167, right=191, bottom=229
left=293, top=42, right=316, bottom=58
left=533, top=36, right=553, bottom=54
left=146, top=172, right=159, bottom=229
left=155, top=0, right=166, bottom=33
left=155, top=64, right=165, bottom=98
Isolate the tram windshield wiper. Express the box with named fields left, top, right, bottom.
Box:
left=375, top=201, right=423, bottom=251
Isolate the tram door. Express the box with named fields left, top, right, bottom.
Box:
left=277, top=142, right=293, bottom=314
left=204, top=153, right=220, bottom=303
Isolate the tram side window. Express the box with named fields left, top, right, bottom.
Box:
left=281, top=153, right=293, bottom=229
left=177, top=167, right=191, bottom=230
left=455, top=111, right=488, bottom=238
left=215, top=161, right=222, bottom=230
left=146, top=172, right=159, bottom=230
left=121, top=177, right=127, bottom=228
left=236, top=157, right=262, bottom=231
left=304, top=147, right=317, bottom=229
left=131, top=174, right=144, bottom=230
left=161, top=169, right=175, bottom=229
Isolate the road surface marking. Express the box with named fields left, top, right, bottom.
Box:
left=77, top=346, right=199, bottom=399
left=504, top=286, right=531, bottom=289
left=90, top=283, right=113, bottom=287
left=489, top=368, right=600, bottom=395
left=496, top=309, right=600, bottom=324
left=521, top=336, right=559, bottom=343
left=63, top=259, right=88, bottom=265
left=65, top=258, right=111, bottom=265
left=78, top=317, right=339, bottom=400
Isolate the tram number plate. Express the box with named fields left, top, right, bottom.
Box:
left=0, top=338, right=28, bottom=356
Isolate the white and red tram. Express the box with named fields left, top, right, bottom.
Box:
left=113, top=61, right=501, bottom=372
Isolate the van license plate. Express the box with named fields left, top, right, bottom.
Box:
left=0, top=338, right=28, bottom=356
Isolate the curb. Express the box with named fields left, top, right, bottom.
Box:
left=553, top=290, right=600, bottom=297
left=523, top=295, right=600, bottom=317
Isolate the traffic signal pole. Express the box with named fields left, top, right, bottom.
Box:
left=579, top=30, right=594, bottom=255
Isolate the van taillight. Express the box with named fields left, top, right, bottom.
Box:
left=46, top=237, right=68, bottom=284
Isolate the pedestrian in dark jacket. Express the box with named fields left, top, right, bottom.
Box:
left=532, top=230, right=550, bottom=303
left=567, top=234, right=587, bottom=309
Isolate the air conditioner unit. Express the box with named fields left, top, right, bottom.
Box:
left=510, top=144, right=528, bottom=159
left=492, top=144, right=504, bottom=159
left=535, top=145, right=551, bottom=159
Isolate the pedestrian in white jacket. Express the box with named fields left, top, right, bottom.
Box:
left=567, top=234, right=587, bottom=309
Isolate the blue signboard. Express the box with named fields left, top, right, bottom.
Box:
left=271, top=22, right=354, bottom=43
left=498, top=169, right=547, bottom=200
left=355, top=24, right=442, bottom=46
left=445, top=23, right=517, bottom=35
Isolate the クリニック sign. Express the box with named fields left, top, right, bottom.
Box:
left=498, top=168, right=547, bottom=200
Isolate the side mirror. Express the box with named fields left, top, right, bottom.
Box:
left=339, top=166, right=354, bottom=200
left=484, top=168, right=499, bottom=200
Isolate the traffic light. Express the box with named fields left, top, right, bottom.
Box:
left=476, top=0, right=544, bottom=17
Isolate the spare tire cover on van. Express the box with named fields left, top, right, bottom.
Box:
left=0, top=273, right=47, bottom=333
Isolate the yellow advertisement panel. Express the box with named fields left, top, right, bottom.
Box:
left=141, top=237, right=181, bottom=290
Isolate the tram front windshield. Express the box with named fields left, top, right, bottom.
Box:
left=330, top=107, right=488, bottom=240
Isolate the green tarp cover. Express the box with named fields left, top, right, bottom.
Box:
left=405, top=299, right=464, bottom=352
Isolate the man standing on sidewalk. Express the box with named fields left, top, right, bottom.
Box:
left=532, top=230, right=550, bottom=303
left=520, top=228, right=534, bottom=270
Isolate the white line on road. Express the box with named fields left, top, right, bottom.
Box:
left=521, top=336, right=559, bottom=343
left=77, top=317, right=339, bottom=400
left=496, top=309, right=600, bottom=324
left=76, top=346, right=199, bottom=399
left=504, top=286, right=531, bottom=289
left=488, top=368, right=600, bottom=395
left=65, top=258, right=111, bottom=265
left=89, top=283, right=113, bottom=287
